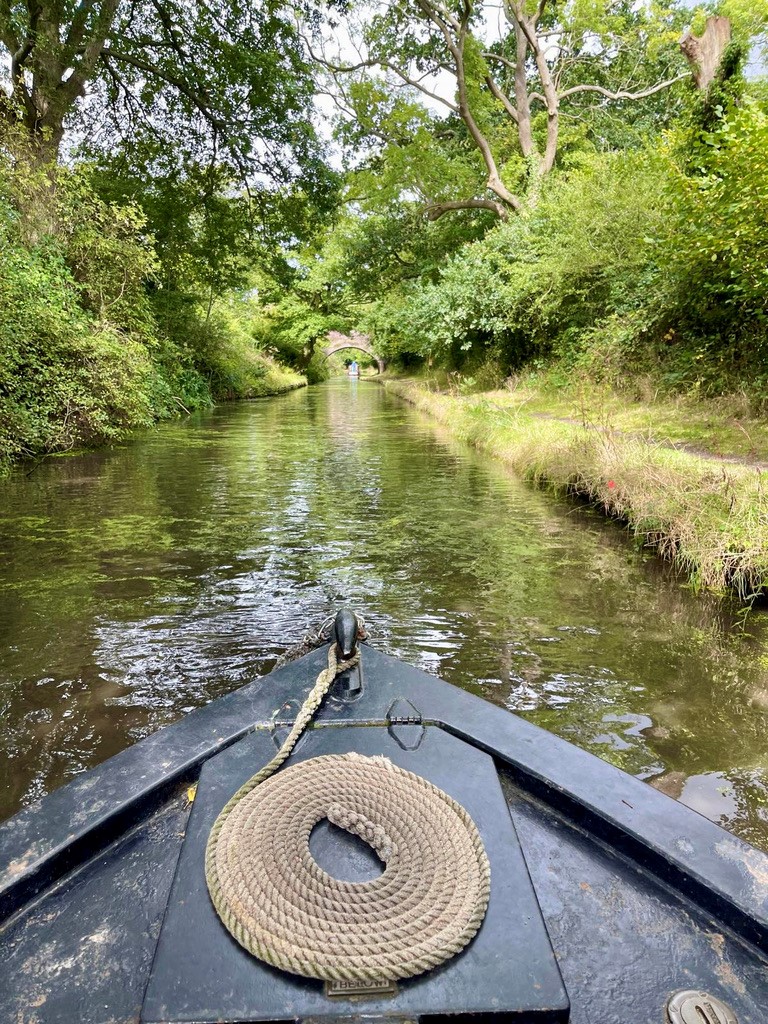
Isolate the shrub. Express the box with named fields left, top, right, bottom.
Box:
left=0, top=152, right=305, bottom=472
left=367, top=96, right=768, bottom=400
left=0, top=196, right=156, bottom=464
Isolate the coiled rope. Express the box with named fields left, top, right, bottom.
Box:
left=205, top=644, right=491, bottom=984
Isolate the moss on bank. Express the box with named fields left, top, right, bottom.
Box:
left=384, top=380, right=768, bottom=599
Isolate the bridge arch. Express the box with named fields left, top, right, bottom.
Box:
left=321, top=331, right=385, bottom=375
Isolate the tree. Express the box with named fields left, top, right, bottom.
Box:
left=248, top=222, right=358, bottom=377
left=309, top=0, right=690, bottom=219
left=0, top=0, right=322, bottom=176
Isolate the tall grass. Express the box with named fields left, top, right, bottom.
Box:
left=386, top=381, right=768, bottom=598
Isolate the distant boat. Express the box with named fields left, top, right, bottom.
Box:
left=0, top=610, right=766, bottom=1023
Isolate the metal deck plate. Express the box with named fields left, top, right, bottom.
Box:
left=141, top=725, right=569, bottom=1023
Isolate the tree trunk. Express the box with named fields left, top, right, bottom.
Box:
left=513, top=22, right=534, bottom=160
left=681, top=17, right=732, bottom=91
left=1, top=0, right=118, bottom=168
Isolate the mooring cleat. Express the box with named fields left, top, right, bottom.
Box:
left=333, top=608, right=359, bottom=658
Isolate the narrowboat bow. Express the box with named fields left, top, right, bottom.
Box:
left=0, top=611, right=766, bottom=1024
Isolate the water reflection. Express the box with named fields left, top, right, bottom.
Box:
left=1, top=380, right=767, bottom=847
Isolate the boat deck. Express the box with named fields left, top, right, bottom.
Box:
left=1, top=645, right=766, bottom=1023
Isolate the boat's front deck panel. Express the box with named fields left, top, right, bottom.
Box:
left=142, top=726, right=569, bottom=1024
left=1, top=752, right=767, bottom=1024
left=1, top=644, right=767, bottom=1023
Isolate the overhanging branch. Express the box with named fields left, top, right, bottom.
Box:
left=303, top=33, right=459, bottom=114
left=383, top=60, right=459, bottom=112
left=558, top=72, right=690, bottom=102
left=101, top=48, right=228, bottom=131
left=483, top=51, right=517, bottom=72
left=423, top=197, right=509, bottom=220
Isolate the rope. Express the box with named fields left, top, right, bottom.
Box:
left=205, top=644, right=491, bottom=984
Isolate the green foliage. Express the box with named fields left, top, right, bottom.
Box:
left=327, top=0, right=689, bottom=221
left=655, top=98, right=768, bottom=392
left=58, top=167, right=160, bottom=335
left=675, top=100, right=768, bottom=318
left=0, top=146, right=308, bottom=472
left=250, top=224, right=359, bottom=373
left=0, top=180, right=157, bottom=465
left=717, top=0, right=768, bottom=52
left=86, top=151, right=339, bottom=295
left=1, top=0, right=330, bottom=184
left=0, top=0, right=337, bottom=460
left=362, top=83, right=768, bottom=398
left=335, top=206, right=491, bottom=298
left=337, top=91, right=490, bottom=217
left=364, top=146, right=671, bottom=369
left=178, top=295, right=306, bottom=400
left=254, top=289, right=350, bottom=370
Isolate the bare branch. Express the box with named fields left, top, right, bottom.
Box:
left=414, top=0, right=461, bottom=61
left=451, top=6, right=522, bottom=211
left=558, top=72, right=690, bottom=102
left=429, top=0, right=462, bottom=32
left=393, top=252, right=416, bottom=267
left=102, top=59, right=152, bottom=133
left=510, top=3, right=558, bottom=173
left=483, top=51, right=517, bottom=72
left=299, top=33, right=379, bottom=75
left=311, top=0, right=524, bottom=215
left=384, top=62, right=459, bottom=111
left=317, top=87, right=390, bottom=143
left=304, top=32, right=459, bottom=113
left=9, top=0, right=42, bottom=74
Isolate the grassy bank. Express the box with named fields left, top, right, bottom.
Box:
left=207, top=345, right=307, bottom=401
left=489, top=377, right=768, bottom=465
left=245, top=360, right=306, bottom=398
left=384, top=380, right=768, bottom=599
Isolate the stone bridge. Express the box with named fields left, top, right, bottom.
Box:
left=322, top=331, right=385, bottom=374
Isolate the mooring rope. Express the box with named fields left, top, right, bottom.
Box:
left=205, top=643, right=491, bottom=984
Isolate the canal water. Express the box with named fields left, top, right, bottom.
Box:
left=1, top=380, right=767, bottom=847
